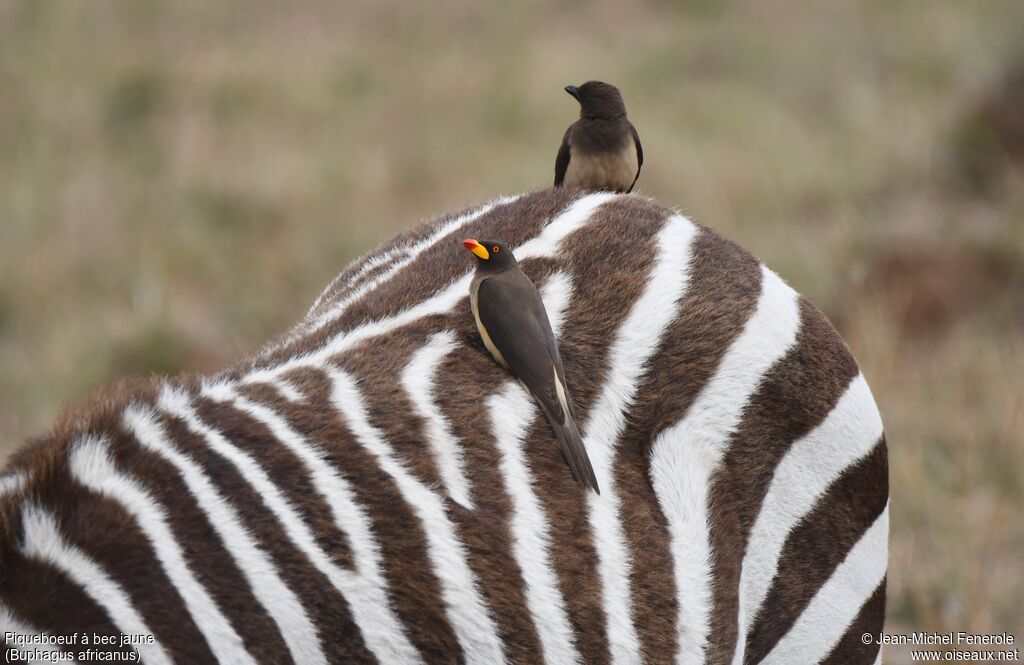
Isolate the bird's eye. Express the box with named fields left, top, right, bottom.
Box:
left=492, top=246, right=500, bottom=253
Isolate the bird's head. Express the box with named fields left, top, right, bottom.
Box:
left=462, top=238, right=517, bottom=272
left=565, top=80, right=627, bottom=119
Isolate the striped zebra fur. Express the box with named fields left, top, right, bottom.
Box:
left=0, top=188, right=888, bottom=664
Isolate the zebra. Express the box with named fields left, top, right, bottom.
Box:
left=0, top=188, right=887, bottom=665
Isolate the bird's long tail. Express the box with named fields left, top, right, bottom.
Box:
left=540, top=405, right=601, bottom=494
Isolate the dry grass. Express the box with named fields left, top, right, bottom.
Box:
left=1, top=0, right=1021, bottom=657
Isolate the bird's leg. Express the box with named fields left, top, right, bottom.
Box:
left=462, top=331, right=488, bottom=355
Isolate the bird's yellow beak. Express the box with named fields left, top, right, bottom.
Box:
left=463, top=238, right=490, bottom=260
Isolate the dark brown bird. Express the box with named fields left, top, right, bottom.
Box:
left=554, top=80, right=643, bottom=193
left=462, top=238, right=600, bottom=494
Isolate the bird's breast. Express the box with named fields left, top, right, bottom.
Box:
left=563, top=140, right=639, bottom=192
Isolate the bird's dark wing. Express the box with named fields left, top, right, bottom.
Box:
left=628, top=122, right=643, bottom=193
left=477, top=274, right=600, bottom=492
left=554, top=126, right=572, bottom=186
left=478, top=275, right=563, bottom=416
left=631, top=123, right=643, bottom=168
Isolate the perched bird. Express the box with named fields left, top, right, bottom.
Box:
left=463, top=238, right=600, bottom=494
left=554, top=80, right=643, bottom=193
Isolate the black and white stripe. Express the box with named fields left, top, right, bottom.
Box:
left=1, top=189, right=888, bottom=664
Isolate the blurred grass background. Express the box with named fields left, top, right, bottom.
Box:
left=0, top=0, right=1021, bottom=659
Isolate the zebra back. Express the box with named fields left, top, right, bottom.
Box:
left=0, top=188, right=887, bottom=665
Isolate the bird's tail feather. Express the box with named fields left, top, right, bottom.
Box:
left=540, top=405, right=601, bottom=494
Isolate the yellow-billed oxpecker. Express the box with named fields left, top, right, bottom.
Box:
left=555, top=80, right=643, bottom=193
left=462, top=238, right=600, bottom=493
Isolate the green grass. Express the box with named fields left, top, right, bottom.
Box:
left=1, top=0, right=1021, bottom=656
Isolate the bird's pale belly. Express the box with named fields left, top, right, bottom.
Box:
left=471, top=297, right=509, bottom=368
left=564, top=141, right=639, bottom=191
